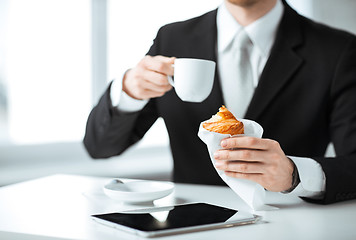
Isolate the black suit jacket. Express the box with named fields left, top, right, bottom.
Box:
left=84, top=3, right=356, bottom=204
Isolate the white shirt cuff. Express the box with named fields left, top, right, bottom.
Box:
left=110, top=75, right=148, bottom=112
left=285, top=156, right=326, bottom=198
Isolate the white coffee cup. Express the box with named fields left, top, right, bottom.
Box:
left=167, top=58, right=216, bottom=102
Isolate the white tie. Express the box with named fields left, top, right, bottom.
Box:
left=221, top=30, right=254, bottom=118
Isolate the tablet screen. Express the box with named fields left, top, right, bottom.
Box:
left=93, top=203, right=237, bottom=233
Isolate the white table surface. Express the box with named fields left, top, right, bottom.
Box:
left=0, top=174, right=355, bottom=240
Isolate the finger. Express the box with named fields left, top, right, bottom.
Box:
left=141, top=79, right=172, bottom=94
left=131, top=69, right=170, bottom=92
left=141, top=55, right=175, bottom=75
left=142, top=70, right=171, bottom=87
left=138, top=87, right=168, bottom=100
left=221, top=136, right=277, bottom=150
left=126, top=77, right=167, bottom=99
left=225, top=171, right=263, bottom=182
left=154, top=55, right=176, bottom=64
left=214, top=149, right=263, bottom=162
left=215, top=160, right=264, bottom=174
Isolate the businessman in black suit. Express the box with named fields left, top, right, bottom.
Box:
left=84, top=0, right=356, bottom=204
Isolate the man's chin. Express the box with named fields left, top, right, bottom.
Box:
left=227, top=0, right=261, bottom=7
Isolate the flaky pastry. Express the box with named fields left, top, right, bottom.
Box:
left=202, top=105, right=244, bottom=135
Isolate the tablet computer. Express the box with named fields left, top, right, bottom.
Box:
left=91, top=203, right=261, bottom=237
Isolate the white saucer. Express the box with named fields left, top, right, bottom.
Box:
left=103, top=179, right=174, bottom=203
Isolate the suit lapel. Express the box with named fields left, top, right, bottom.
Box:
left=188, top=10, right=217, bottom=61
left=245, top=4, right=304, bottom=120
left=181, top=5, right=305, bottom=119
left=188, top=10, right=225, bottom=114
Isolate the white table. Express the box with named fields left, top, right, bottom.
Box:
left=0, top=174, right=355, bottom=240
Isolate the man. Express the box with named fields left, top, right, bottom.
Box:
left=84, top=0, right=356, bottom=204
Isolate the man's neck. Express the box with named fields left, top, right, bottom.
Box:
left=225, top=0, right=278, bottom=26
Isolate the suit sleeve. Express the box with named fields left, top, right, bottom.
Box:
left=83, top=29, right=164, bottom=159
left=305, top=36, right=356, bottom=204
left=83, top=84, right=159, bottom=158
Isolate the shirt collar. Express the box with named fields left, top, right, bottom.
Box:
left=217, top=0, right=284, bottom=57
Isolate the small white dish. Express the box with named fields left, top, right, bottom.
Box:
left=103, top=179, right=174, bottom=203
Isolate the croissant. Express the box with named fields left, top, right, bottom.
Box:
left=202, top=105, right=244, bottom=135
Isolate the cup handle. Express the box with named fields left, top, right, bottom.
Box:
left=167, top=64, right=175, bottom=86
left=167, top=75, right=174, bottom=87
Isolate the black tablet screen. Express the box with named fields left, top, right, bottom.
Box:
left=92, top=203, right=237, bottom=232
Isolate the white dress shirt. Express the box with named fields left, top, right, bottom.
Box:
left=110, top=0, right=326, bottom=198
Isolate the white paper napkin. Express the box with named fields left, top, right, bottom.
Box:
left=198, top=118, right=276, bottom=211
